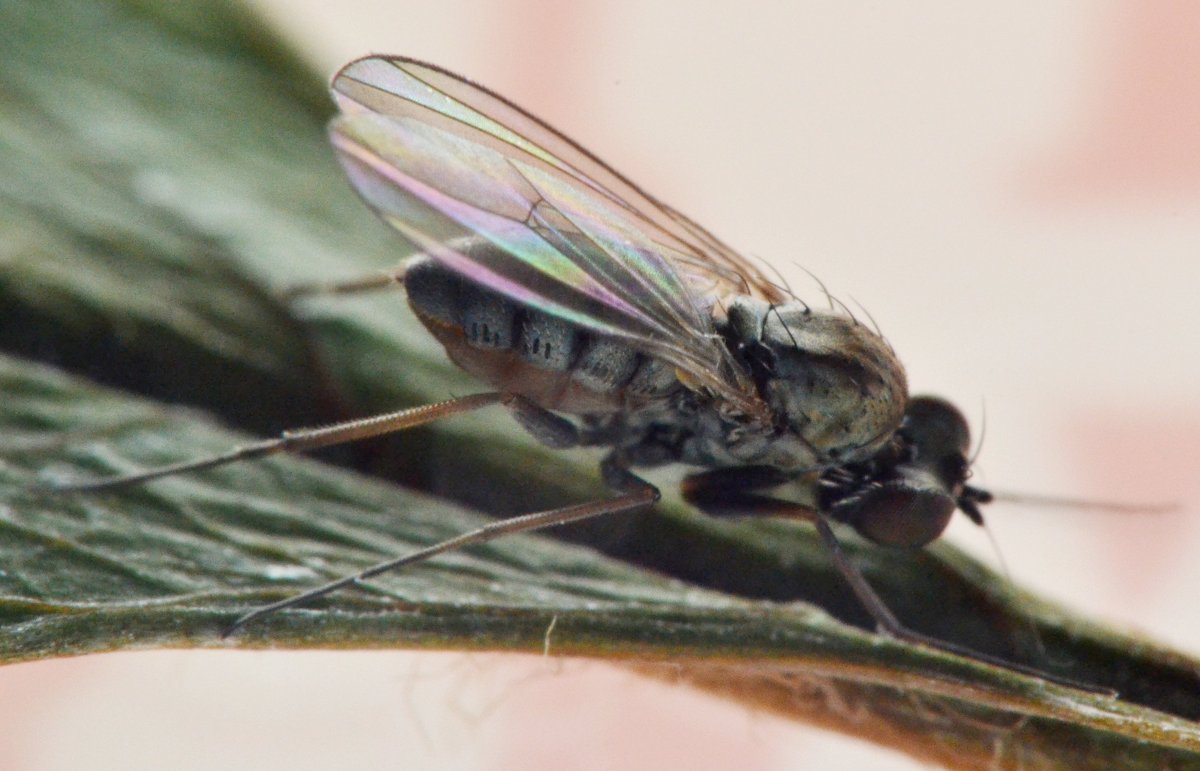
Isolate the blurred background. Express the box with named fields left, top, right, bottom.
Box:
left=4, top=1, right=1199, bottom=768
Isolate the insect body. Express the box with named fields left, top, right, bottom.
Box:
left=57, top=56, right=1071, bottom=686
left=404, top=253, right=905, bottom=473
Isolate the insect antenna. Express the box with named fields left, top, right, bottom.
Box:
left=986, top=492, right=1177, bottom=514
left=970, top=404, right=1174, bottom=513
left=961, top=408, right=1169, bottom=673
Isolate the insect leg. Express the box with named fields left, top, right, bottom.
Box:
left=682, top=467, right=1110, bottom=693
left=680, top=465, right=796, bottom=516
left=810, top=519, right=1112, bottom=692
left=226, top=454, right=659, bottom=634
left=47, top=392, right=506, bottom=492
left=505, top=395, right=580, bottom=449
left=279, top=264, right=408, bottom=300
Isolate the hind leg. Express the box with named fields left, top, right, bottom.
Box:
left=280, top=260, right=411, bottom=301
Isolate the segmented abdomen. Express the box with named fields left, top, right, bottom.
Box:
left=404, top=257, right=680, bottom=414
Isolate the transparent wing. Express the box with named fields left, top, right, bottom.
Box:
left=330, top=56, right=775, bottom=416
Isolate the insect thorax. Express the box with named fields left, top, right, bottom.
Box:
left=720, top=296, right=908, bottom=467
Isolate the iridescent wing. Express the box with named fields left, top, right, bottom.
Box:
left=330, top=56, right=781, bottom=418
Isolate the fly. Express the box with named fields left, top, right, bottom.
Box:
left=52, top=56, right=1096, bottom=691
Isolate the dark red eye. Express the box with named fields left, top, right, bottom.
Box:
left=844, top=461, right=964, bottom=547
left=849, top=476, right=957, bottom=548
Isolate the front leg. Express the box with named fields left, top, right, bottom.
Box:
left=681, top=465, right=801, bottom=518
left=681, top=466, right=1105, bottom=692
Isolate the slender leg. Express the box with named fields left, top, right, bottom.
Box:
left=46, top=393, right=506, bottom=492
left=682, top=466, right=1110, bottom=693
left=505, top=395, right=580, bottom=449
left=280, top=263, right=408, bottom=300
left=226, top=457, right=659, bottom=634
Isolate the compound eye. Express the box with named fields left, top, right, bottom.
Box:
left=849, top=481, right=956, bottom=548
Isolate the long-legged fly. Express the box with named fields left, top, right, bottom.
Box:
left=53, top=56, right=1106, bottom=690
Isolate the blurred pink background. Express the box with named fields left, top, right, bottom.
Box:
left=4, top=2, right=1199, bottom=769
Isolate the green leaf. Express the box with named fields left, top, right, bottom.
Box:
left=3, top=355, right=1200, bottom=766
left=1, top=0, right=1199, bottom=768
